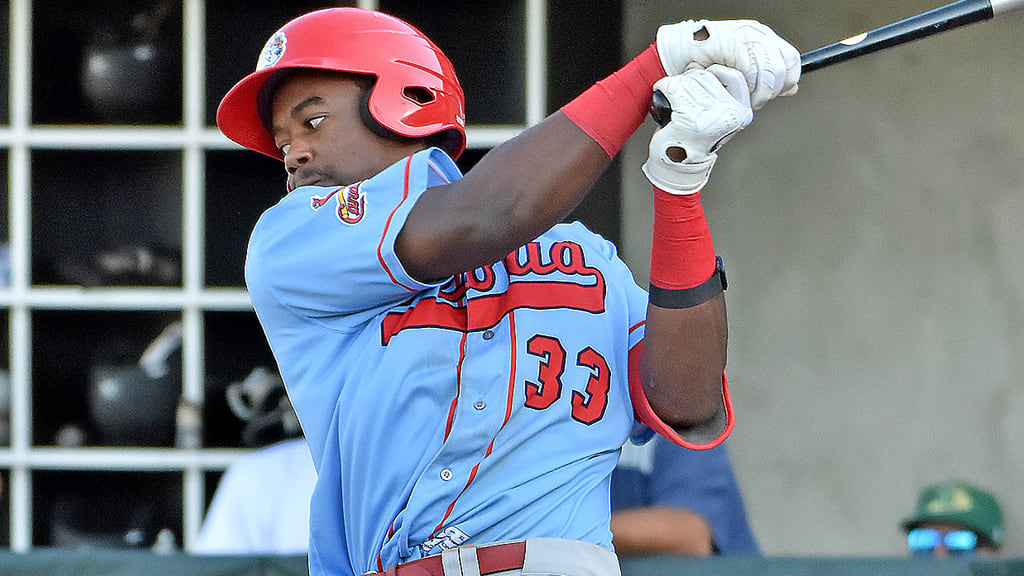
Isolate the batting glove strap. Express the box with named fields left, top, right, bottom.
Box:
left=643, top=153, right=716, bottom=195
left=642, top=67, right=752, bottom=195
left=656, top=19, right=703, bottom=75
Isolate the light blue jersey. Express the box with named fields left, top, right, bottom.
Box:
left=245, top=148, right=726, bottom=575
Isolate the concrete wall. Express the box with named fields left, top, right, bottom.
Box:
left=620, top=0, right=1024, bottom=556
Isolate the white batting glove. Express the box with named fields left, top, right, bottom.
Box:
left=642, top=65, right=753, bottom=195
left=657, top=19, right=800, bottom=110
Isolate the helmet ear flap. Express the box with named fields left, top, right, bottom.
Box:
left=359, top=80, right=463, bottom=158
left=357, top=78, right=403, bottom=142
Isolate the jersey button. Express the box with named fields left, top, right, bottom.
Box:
left=473, top=400, right=486, bottom=410
left=482, top=330, right=494, bottom=340
left=440, top=468, right=453, bottom=481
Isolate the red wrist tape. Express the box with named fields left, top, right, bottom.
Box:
left=649, top=187, right=716, bottom=290
left=560, top=43, right=665, bottom=158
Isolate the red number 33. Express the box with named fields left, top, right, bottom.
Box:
left=524, top=335, right=609, bottom=425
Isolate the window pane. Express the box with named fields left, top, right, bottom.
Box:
left=33, top=471, right=182, bottom=548
left=31, top=150, right=182, bottom=287
left=32, top=311, right=182, bottom=448
left=379, top=0, right=526, bottom=125
left=203, top=311, right=279, bottom=449
left=32, top=0, right=183, bottom=125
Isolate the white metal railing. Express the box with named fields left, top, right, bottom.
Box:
left=0, top=125, right=526, bottom=150
left=181, top=0, right=209, bottom=550
left=9, top=0, right=32, bottom=554
left=0, top=447, right=249, bottom=470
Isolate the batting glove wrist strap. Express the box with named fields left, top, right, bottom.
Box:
left=643, top=153, right=716, bottom=195
left=656, top=18, right=801, bottom=110
left=642, top=67, right=753, bottom=195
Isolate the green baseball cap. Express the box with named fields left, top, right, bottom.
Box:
left=902, top=481, right=1004, bottom=549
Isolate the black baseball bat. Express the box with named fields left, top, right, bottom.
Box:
left=651, top=0, right=1024, bottom=127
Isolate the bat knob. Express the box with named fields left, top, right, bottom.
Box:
left=650, top=90, right=672, bottom=127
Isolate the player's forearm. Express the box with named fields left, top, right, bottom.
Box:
left=638, top=184, right=728, bottom=427
left=610, top=506, right=715, bottom=556
left=641, top=296, right=727, bottom=427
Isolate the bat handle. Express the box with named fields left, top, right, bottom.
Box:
left=650, top=90, right=672, bottom=128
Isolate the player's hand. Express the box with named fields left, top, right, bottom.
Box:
left=642, top=65, right=753, bottom=195
left=656, top=19, right=800, bottom=110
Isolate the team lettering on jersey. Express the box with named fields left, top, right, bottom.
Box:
left=310, top=182, right=365, bottom=224
left=418, top=525, right=471, bottom=554
left=381, top=240, right=606, bottom=345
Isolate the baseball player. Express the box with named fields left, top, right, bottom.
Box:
left=217, top=8, right=798, bottom=576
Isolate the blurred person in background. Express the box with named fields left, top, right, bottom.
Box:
left=196, top=436, right=316, bottom=555
left=196, top=368, right=316, bottom=555
left=901, top=481, right=1003, bottom=558
left=610, top=437, right=758, bottom=556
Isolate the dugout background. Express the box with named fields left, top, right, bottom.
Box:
left=0, top=0, right=1019, bottom=561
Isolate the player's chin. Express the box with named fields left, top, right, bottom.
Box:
left=287, top=174, right=332, bottom=192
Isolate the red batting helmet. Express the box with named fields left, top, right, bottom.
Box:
left=217, top=8, right=466, bottom=160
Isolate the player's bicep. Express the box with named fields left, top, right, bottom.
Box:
left=397, top=178, right=514, bottom=283
left=394, top=184, right=459, bottom=284
left=400, top=114, right=613, bottom=282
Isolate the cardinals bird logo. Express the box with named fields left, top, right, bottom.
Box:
left=337, top=183, right=366, bottom=224
left=309, top=183, right=365, bottom=225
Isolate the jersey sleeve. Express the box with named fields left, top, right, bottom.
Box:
left=245, top=148, right=461, bottom=324
left=628, top=352, right=733, bottom=450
